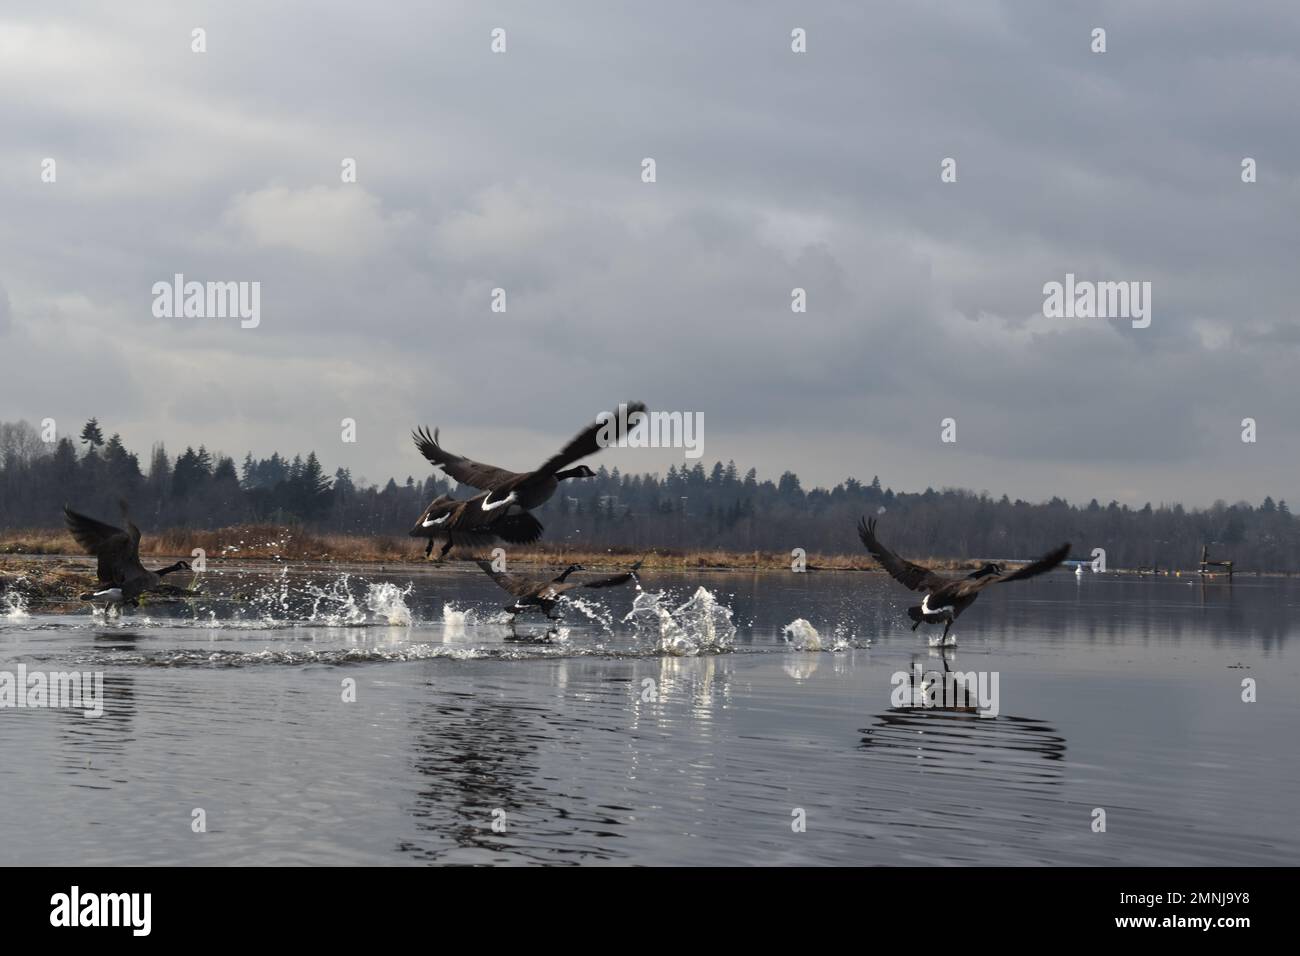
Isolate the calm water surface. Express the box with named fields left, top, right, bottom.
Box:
left=1, top=563, right=1296, bottom=865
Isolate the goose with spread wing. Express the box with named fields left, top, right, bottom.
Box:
left=411, top=402, right=647, bottom=513
left=857, top=517, right=1069, bottom=645
left=475, top=558, right=643, bottom=619
left=64, top=502, right=192, bottom=607
left=409, top=492, right=545, bottom=560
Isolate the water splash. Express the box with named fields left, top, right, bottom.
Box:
left=203, top=571, right=417, bottom=627
left=562, top=595, right=616, bottom=631
left=440, top=602, right=478, bottom=641
left=364, top=582, right=413, bottom=626
left=304, top=574, right=365, bottom=624
left=625, top=586, right=736, bottom=656
left=830, top=621, right=862, bottom=651
left=2, top=586, right=30, bottom=622
left=782, top=618, right=822, bottom=651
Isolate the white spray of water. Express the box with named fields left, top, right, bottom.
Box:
left=562, top=595, right=616, bottom=630
left=364, top=582, right=413, bottom=626
left=782, top=618, right=822, bottom=651
left=304, top=573, right=365, bottom=625
left=2, top=587, right=30, bottom=622
left=441, top=602, right=478, bottom=641
left=235, top=572, right=417, bottom=626
left=625, top=586, right=736, bottom=656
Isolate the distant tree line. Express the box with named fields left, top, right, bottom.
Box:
left=1, top=419, right=1297, bottom=570
left=0, top=418, right=451, bottom=537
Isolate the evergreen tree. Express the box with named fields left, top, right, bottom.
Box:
left=79, top=418, right=105, bottom=448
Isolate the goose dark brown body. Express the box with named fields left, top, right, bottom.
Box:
left=64, top=503, right=192, bottom=606
left=857, top=517, right=1069, bottom=644
left=475, top=558, right=643, bottom=619
left=408, top=492, right=545, bottom=560
left=411, top=402, right=647, bottom=513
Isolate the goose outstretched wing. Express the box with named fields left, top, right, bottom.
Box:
left=856, top=517, right=948, bottom=592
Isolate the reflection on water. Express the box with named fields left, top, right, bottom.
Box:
left=0, top=567, right=1297, bottom=864
left=860, top=711, right=1066, bottom=777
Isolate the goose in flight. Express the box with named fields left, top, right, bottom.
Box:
left=411, top=402, right=647, bottom=513
left=409, top=492, right=544, bottom=560
left=64, top=502, right=192, bottom=607
left=857, top=517, right=1069, bottom=646
left=475, top=558, right=643, bottom=619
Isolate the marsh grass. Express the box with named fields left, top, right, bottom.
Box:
left=0, top=523, right=1000, bottom=573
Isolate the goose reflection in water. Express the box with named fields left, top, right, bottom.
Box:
left=858, top=706, right=1067, bottom=797
left=399, top=685, right=624, bottom=864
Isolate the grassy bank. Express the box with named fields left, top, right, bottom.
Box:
left=0, top=523, right=986, bottom=571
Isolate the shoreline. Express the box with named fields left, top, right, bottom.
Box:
left=1, top=531, right=1264, bottom=613
left=0, top=525, right=974, bottom=573
left=1, top=524, right=1280, bottom=576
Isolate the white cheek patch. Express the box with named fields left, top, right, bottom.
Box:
left=94, top=588, right=124, bottom=601
left=421, top=514, right=449, bottom=527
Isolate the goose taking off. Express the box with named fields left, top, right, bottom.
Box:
left=411, top=402, right=647, bottom=513
left=475, top=558, right=643, bottom=620
left=64, top=502, right=192, bottom=607
left=857, top=517, right=1069, bottom=646
left=409, top=492, right=544, bottom=560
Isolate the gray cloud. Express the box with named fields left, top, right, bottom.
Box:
left=0, top=0, right=1297, bottom=508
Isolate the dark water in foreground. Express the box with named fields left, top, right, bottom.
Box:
left=1, top=563, right=1296, bottom=866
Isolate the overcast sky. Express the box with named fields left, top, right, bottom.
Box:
left=1, top=1, right=1297, bottom=507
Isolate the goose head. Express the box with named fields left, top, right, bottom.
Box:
left=968, top=562, right=1003, bottom=579
left=554, top=563, right=586, bottom=582
left=556, top=465, right=596, bottom=481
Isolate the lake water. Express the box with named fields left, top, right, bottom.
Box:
left=1, top=562, right=1296, bottom=866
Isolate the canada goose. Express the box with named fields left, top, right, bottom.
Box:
left=409, top=492, right=544, bottom=560
left=475, top=558, right=643, bottom=619
left=411, top=402, right=647, bottom=513
left=857, top=517, right=1069, bottom=645
left=64, top=503, right=192, bottom=607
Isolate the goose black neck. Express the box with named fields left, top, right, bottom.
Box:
left=158, top=562, right=187, bottom=577
left=555, top=565, right=581, bottom=582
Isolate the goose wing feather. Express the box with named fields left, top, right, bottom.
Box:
left=856, top=517, right=947, bottom=592
left=572, top=557, right=644, bottom=591
left=955, top=543, right=1071, bottom=595
left=474, top=560, right=541, bottom=598
left=530, top=402, right=647, bottom=482
left=64, top=506, right=143, bottom=583
left=411, top=426, right=525, bottom=490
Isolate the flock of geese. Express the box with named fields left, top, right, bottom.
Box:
left=62, top=402, right=1072, bottom=643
